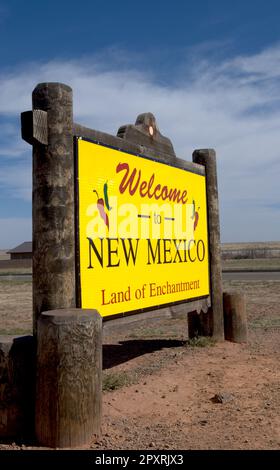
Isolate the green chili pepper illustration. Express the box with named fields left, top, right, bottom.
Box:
left=103, top=181, right=112, bottom=211
left=191, top=199, right=195, bottom=220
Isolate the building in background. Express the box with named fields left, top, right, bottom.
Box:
left=7, top=242, right=32, bottom=260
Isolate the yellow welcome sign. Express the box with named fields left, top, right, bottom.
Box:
left=77, top=138, right=209, bottom=318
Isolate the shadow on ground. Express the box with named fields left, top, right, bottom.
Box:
left=103, top=338, right=185, bottom=369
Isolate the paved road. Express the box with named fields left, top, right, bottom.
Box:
left=1, top=272, right=280, bottom=282
left=223, top=271, right=280, bottom=281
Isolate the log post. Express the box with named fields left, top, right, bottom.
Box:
left=188, top=310, right=212, bottom=338
left=223, top=292, right=248, bottom=343
left=0, top=335, right=35, bottom=438
left=191, top=149, right=224, bottom=340
left=35, top=309, right=102, bottom=448
left=32, top=82, right=76, bottom=336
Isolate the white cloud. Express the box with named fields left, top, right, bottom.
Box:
left=0, top=44, right=280, bottom=243
left=223, top=44, right=280, bottom=82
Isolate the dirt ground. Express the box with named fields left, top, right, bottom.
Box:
left=0, top=278, right=279, bottom=450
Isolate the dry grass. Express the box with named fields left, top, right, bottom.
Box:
left=103, top=371, right=133, bottom=391
left=0, top=279, right=32, bottom=334
left=222, top=241, right=280, bottom=250
left=223, top=258, right=280, bottom=271
left=1, top=276, right=280, bottom=335
left=0, top=250, right=9, bottom=261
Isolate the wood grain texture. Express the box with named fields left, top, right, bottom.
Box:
left=192, top=149, right=224, bottom=340
left=117, top=112, right=177, bottom=163
left=73, top=122, right=205, bottom=176
left=35, top=309, right=102, bottom=448
left=223, top=292, right=248, bottom=343
left=0, top=335, right=35, bottom=438
left=32, top=83, right=75, bottom=336
left=187, top=310, right=212, bottom=338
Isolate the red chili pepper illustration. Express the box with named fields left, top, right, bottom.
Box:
left=93, top=190, right=109, bottom=229
left=191, top=199, right=199, bottom=231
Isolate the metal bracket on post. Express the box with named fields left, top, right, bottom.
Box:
left=21, top=110, right=48, bottom=146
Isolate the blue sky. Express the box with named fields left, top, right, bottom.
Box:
left=0, top=0, right=280, bottom=247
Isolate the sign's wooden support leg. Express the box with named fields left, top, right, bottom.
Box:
left=191, top=149, right=224, bottom=341
left=35, top=309, right=102, bottom=448
left=223, top=292, right=247, bottom=343
left=0, top=336, right=35, bottom=439
left=31, top=83, right=76, bottom=336
left=22, top=83, right=104, bottom=448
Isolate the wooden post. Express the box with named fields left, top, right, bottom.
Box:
left=35, top=309, right=102, bottom=448
left=0, top=335, right=35, bottom=438
left=32, top=83, right=76, bottom=336
left=192, top=149, right=224, bottom=340
left=223, top=292, right=247, bottom=343
left=188, top=310, right=212, bottom=338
